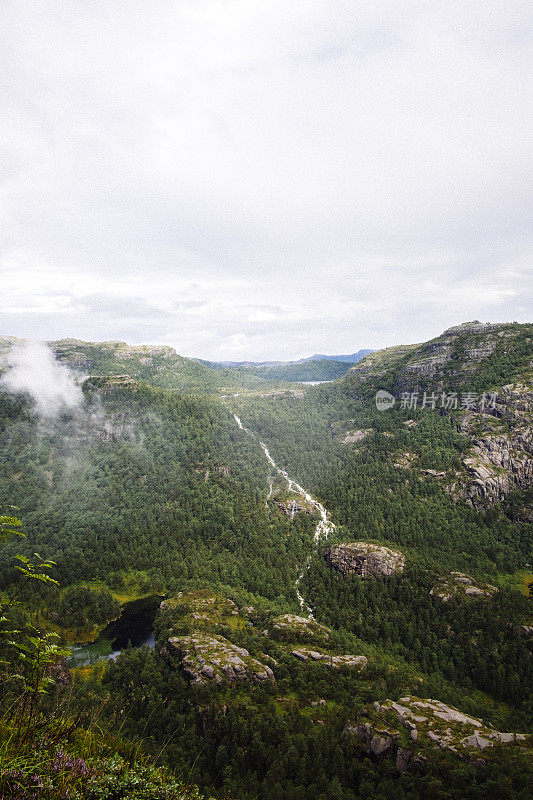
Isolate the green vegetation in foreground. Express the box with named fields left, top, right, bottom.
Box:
left=0, top=512, right=221, bottom=800
left=100, top=586, right=531, bottom=800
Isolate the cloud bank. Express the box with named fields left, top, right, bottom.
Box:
left=0, top=1, right=531, bottom=359
left=0, top=341, right=83, bottom=418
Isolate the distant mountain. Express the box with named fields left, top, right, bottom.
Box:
left=202, top=354, right=375, bottom=382
left=212, top=348, right=374, bottom=368
left=205, top=359, right=284, bottom=367
left=297, top=349, right=374, bottom=363
left=220, top=358, right=356, bottom=382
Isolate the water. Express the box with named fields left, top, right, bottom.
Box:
left=300, top=380, right=333, bottom=385
left=67, top=596, right=162, bottom=667
left=234, top=415, right=335, bottom=617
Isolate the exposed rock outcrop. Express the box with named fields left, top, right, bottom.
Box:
left=345, top=323, right=532, bottom=514
left=430, top=573, right=498, bottom=602
left=292, top=647, right=367, bottom=670
left=165, top=632, right=274, bottom=685
left=349, top=322, right=529, bottom=397
left=399, top=322, right=508, bottom=381
left=271, top=614, right=330, bottom=643
left=393, top=451, right=418, bottom=468
left=456, top=385, right=532, bottom=508
left=341, top=428, right=373, bottom=445
left=420, top=468, right=446, bottom=478
left=325, top=543, right=405, bottom=578
left=345, top=696, right=528, bottom=772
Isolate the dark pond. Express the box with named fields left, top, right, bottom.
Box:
left=67, top=596, right=163, bottom=668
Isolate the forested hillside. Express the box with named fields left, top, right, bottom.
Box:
left=49, top=338, right=290, bottom=394
left=0, top=377, right=315, bottom=606
left=0, top=323, right=531, bottom=800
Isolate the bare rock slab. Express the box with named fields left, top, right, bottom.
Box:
left=271, top=614, right=331, bottom=644
left=291, top=647, right=367, bottom=670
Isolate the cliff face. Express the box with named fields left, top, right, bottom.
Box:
left=454, top=383, right=532, bottom=508
left=325, top=543, right=405, bottom=578
left=344, top=322, right=532, bottom=512
left=399, top=321, right=505, bottom=383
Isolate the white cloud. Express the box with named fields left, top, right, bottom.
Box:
left=0, top=340, right=83, bottom=417
left=0, top=1, right=531, bottom=359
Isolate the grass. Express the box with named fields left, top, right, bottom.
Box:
left=497, top=569, right=533, bottom=598
left=30, top=609, right=110, bottom=645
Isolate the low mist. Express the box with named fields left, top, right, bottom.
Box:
left=0, top=340, right=83, bottom=418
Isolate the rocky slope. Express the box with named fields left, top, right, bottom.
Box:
left=348, top=321, right=531, bottom=391
left=430, top=572, right=498, bottom=602
left=454, top=383, right=532, bottom=508
left=291, top=647, right=367, bottom=669
left=344, top=321, right=532, bottom=512
left=270, top=613, right=331, bottom=643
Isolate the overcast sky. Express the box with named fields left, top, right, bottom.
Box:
left=1, top=1, right=531, bottom=361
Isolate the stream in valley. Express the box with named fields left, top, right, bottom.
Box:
left=234, top=414, right=335, bottom=617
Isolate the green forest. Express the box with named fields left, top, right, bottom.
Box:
left=0, top=323, right=531, bottom=799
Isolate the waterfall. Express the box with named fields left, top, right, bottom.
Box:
left=234, top=414, right=335, bottom=617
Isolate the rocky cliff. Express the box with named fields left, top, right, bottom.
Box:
left=325, top=542, right=405, bottom=578
left=347, top=320, right=531, bottom=392
left=454, top=383, right=532, bottom=508
left=345, top=322, right=532, bottom=513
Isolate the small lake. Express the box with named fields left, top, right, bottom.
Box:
left=67, top=595, right=163, bottom=668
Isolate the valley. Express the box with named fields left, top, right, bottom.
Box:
left=0, top=321, right=531, bottom=800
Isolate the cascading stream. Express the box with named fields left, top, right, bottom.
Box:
left=234, top=414, right=335, bottom=618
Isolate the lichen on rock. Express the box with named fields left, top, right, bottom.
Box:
left=291, top=647, right=367, bottom=670
left=270, top=614, right=330, bottom=644
left=165, top=632, right=275, bottom=685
